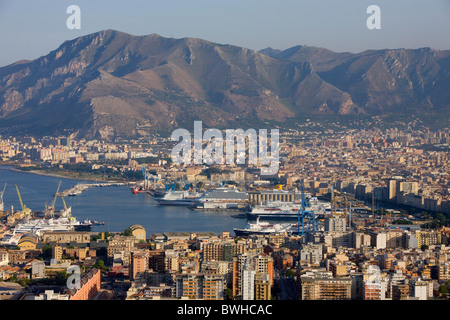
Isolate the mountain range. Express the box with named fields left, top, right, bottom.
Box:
left=0, top=30, right=449, bottom=139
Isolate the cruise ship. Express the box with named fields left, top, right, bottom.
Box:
left=234, top=218, right=299, bottom=236
left=246, top=197, right=330, bottom=220
left=156, top=189, right=202, bottom=206
left=194, top=187, right=249, bottom=210
left=11, top=216, right=92, bottom=236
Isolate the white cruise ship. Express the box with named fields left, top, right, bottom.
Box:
left=156, top=190, right=202, bottom=206
left=11, top=216, right=92, bottom=236
left=234, top=218, right=298, bottom=236
left=194, top=187, right=249, bottom=210
left=246, top=197, right=330, bottom=220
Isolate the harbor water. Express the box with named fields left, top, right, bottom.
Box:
left=0, top=166, right=248, bottom=235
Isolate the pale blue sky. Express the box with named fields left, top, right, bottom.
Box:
left=1, top=0, right=450, bottom=66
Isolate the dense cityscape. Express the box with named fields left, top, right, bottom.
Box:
left=1, top=2, right=450, bottom=319
left=0, top=121, right=449, bottom=301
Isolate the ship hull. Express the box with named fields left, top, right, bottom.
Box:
left=74, top=224, right=92, bottom=231
left=233, top=229, right=276, bottom=237
left=246, top=209, right=321, bottom=221
left=246, top=212, right=301, bottom=220
left=156, top=199, right=196, bottom=206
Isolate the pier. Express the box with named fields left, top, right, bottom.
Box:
left=58, top=182, right=129, bottom=197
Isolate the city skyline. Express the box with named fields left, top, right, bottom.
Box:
left=0, top=124, right=449, bottom=303
left=0, top=0, right=449, bottom=306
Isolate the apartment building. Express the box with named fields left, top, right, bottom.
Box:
left=107, top=235, right=135, bottom=265
left=410, top=279, right=429, bottom=300
left=202, top=241, right=237, bottom=262
left=148, top=250, right=165, bottom=272
left=131, top=250, right=149, bottom=280
left=299, top=244, right=323, bottom=266
left=415, top=230, right=442, bottom=248
left=68, top=268, right=101, bottom=300
left=255, top=273, right=271, bottom=300
left=41, top=231, right=90, bottom=244
left=324, top=217, right=347, bottom=233
left=363, top=281, right=382, bottom=300
left=52, top=245, right=63, bottom=262
left=0, top=250, right=9, bottom=266
left=31, top=260, right=45, bottom=279
left=232, top=253, right=273, bottom=298
left=299, top=271, right=352, bottom=300
left=175, top=273, right=225, bottom=300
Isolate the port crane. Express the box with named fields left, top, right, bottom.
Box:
left=14, top=184, right=31, bottom=216
left=333, top=189, right=356, bottom=229
left=141, top=166, right=163, bottom=189
left=154, top=178, right=165, bottom=188
left=45, top=181, right=61, bottom=218
left=141, top=166, right=147, bottom=189
left=61, top=196, right=73, bottom=220
left=141, top=166, right=155, bottom=189
left=183, top=178, right=192, bottom=191
left=164, top=180, right=176, bottom=191
left=297, top=179, right=318, bottom=236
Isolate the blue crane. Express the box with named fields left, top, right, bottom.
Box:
left=297, top=179, right=318, bottom=236
left=141, top=166, right=147, bottom=188
left=183, top=179, right=190, bottom=191
left=164, top=180, right=176, bottom=191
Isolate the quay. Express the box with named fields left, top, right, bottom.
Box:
left=58, top=182, right=130, bottom=197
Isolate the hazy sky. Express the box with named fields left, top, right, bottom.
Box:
left=1, top=0, right=450, bottom=67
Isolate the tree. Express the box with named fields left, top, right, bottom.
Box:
left=95, top=260, right=105, bottom=268
left=285, top=269, right=296, bottom=278
left=7, top=274, right=17, bottom=282
left=421, top=211, right=430, bottom=219
left=392, top=219, right=413, bottom=225
left=54, top=271, right=68, bottom=286
left=93, top=259, right=109, bottom=273
left=225, top=287, right=233, bottom=300
left=122, top=228, right=132, bottom=236
left=439, top=285, right=448, bottom=298
left=421, top=244, right=429, bottom=251
left=40, top=245, right=53, bottom=260
left=18, top=279, right=32, bottom=287
left=435, top=213, right=447, bottom=225
left=200, top=167, right=222, bottom=179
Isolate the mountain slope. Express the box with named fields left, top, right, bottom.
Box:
left=0, top=30, right=448, bottom=139
left=265, top=45, right=450, bottom=117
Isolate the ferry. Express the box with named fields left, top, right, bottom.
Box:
left=156, top=189, right=201, bottom=206
left=246, top=197, right=330, bottom=220
left=194, top=187, right=249, bottom=210
left=234, top=218, right=297, bottom=237
left=10, top=216, right=92, bottom=236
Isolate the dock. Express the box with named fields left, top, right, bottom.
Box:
left=58, top=182, right=129, bottom=197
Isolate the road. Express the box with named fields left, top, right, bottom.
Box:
left=274, top=269, right=300, bottom=300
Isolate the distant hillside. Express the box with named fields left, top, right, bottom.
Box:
left=0, top=30, right=449, bottom=139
